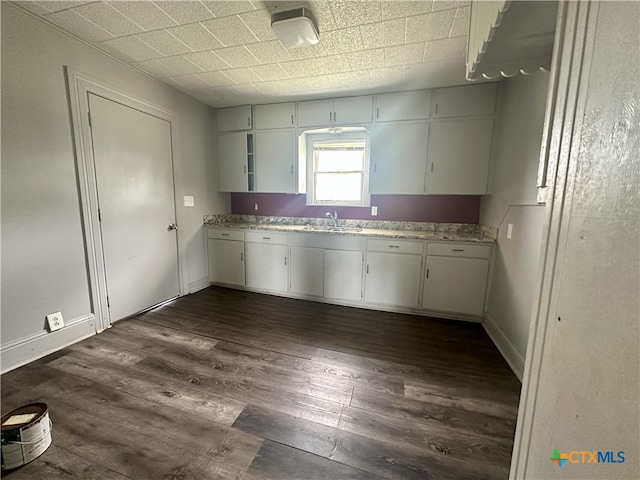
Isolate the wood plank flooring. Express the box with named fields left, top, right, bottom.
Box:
left=1, top=286, right=521, bottom=479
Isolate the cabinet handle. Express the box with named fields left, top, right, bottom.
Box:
left=291, top=114, right=294, bottom=124
left=220, top=233, right=229, bottom=236
left=248, top=116, right=251, bottom=127
left=240, top=252, right=244, bottom=261
left=366, top=264, right=369, bottom=274
left=388, top=245, right=400, bottom=249
left=329, top=111, right=332, bottom=122
left=435, top=104, right=438, bottom=115
left=376, top=107, right=379, bottom=118
left=244, top=165, right=247, bottom=174
left=262, top=236, right=271, bottom=240
left=284, top=257, right=287, bottom=266
left=452, top=249, right=465, bottom=252
left=426, top=268, right=430, bottom=279
left=290, top=165, right=294, bottom=174
left=431, top=162, right=434, bottom=172
left=374, top=163, right=377, bottom=173
left=333, top=111, right=336, bottom=122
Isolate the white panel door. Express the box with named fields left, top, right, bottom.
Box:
left=245, top=242, right=289, bottom=292
left=290, top=246, right=324, bottom=296
left=423, top=256, right=489, bottom=316
left=370, top=122, right=429, bottom=194
left=364, top=252, right=422, bottom=307
left=89, top=94, right=180, bottom=322
left=325, top=250, right=363, bottom=301
left=255, top=130, right=296, bottom=193
left=218, top=132, right=248, bottom=192
left=208, top=239, right=245, bottom=286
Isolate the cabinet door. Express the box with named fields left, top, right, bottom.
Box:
left=370, top=122, right=428, bottom=194
left=254, top=130, right=296, bottom=193
left=218, top=132, right=248, bottom=192
left=297, top=99, right=334, bottom=128
left=375, top=90, right=431, bottom=122
left=254, top=103, right=296, bottom=130
left=426, top=118, right=493, bottom=194
left=365, top=252, right=422, bottom=307
left=217, top=105, right=252, bottom=131
left=333, top=96, right=373, bottom=124
left=290, top=246, right=324, bottom=297
left=208, top=239, right=245, bottom=286
left=245, top=242, right=288, bottom=292
left=431, top=84, right=497, bottom=118
left=324, top=250, right=363, bottom=301
left=423, top=256, right=489, bottom=316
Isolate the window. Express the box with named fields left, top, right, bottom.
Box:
left=299, top=128, right=370, bottom=206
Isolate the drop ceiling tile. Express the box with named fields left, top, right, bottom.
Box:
left=423, top=36, right=466, bottom=62
left=136, top=30, right=193, bottom=56
left=102, top=35, right=166, bottom=61
left=163, top=76, right=186, bottom=88
left=250, top=63, right=290, bottom=82
left=201, top=16, right=259, bottom=47
left=40, top=1, right=94, bottom=12
left=406, top=9, right=456, bottom=43
left=253, top=81, right=288, bottom=95
left=238, top=9, right=278, bottom=42
left=182, top=50, right=229, bottom=70
left=280, top=54, right=351, bottom=79
left=45, top=9, right=114, bottom=42
left=107, top=1, right=177, bottom=31
left=380, top=1, right=433, bottom=20
left=167, top=23, right=224, bottom=52
left=213, top=46, right=261, bottom=68
left=227, top=83, right=262, bottom=97
left=317, top=27, right=364, bottom=55
left=328, top=1, right=382, bottom=29
left=133, top=59, right=179, bottom=78
left=72, top=2, right=142, bottom=37
left=199, top=71, right=235, bottom=87
left=279, top=78, right=316, bottom=93
left=201, top=1, right=256, bottom=18
left=14, top=1, right=55, bottom=15
left=222, top=67, right=262, bottom=85
left=245, top=40, right=292, bottom=64
left=307, top=1, right=338, bottom=32
left=98, top=41, right=137, bottom=63
left=345, top=48, right=386, bottom=70
left=368, top=66, right=404, bottom=86
left=432, top=0, right=470, bottom=12
left=153, top=0, right=216, bottom=24
left=360, top=18, right=406, bottom=50
left=449, top=7, right=470, bottom=37
left=385, top=42, right=426, bottom=67
left=307, top=70, right=371, bottom=90
left=157, top=55, right=204, bottom=75
left=285, top=42, right=327, bottom=60
left=168, top=73, right=213, bottom=89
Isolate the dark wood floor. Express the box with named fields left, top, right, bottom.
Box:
left=1, top=286, right=521, bottom=479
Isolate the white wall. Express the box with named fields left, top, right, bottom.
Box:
left=1, top=4, right=229, bottom=368
left=480, top=71, right=549, bottom=379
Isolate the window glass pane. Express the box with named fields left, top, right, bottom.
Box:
left=315, top=173, right=362, bottom=201
left=316, top=150, right=364, bottom=172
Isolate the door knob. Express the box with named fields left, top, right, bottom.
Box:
left=168, top=223, right=178, bottom=231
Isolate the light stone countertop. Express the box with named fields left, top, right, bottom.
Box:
left=204, top=215, right=497, bottom=244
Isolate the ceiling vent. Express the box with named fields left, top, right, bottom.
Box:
left=271, top=7, right=320, bottom=48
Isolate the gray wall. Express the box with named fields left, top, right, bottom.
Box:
left=1, top=4, right=228, bottom=350
left=480, top=71, right=549, bottom=379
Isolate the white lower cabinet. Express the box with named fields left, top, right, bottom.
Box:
left=290, top=246, right=324, bottom=297
left=365, top=251, right=422, bottom=308
left=245, top=235, right=288, bottom=292
left=324, top=250, right=363, bottom=301
left=208, top=239, right=245, bottom=286
left=422, top=243, right=491, bottom=316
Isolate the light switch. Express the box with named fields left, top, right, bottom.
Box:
left=371, top=206, right=378, bottom=216
left=506, top=223, right=513, bottom=239
left=184, top=196, right=194, bottom=207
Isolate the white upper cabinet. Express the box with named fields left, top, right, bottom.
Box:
left=374, top=90, right=431, bottom=122
left=253, top=103, right=296, bottom=130
left=431, top=84, right=497, bottom=118
left=254, top=130, right=296, bottom=193
left=426, top=118, right=494, bottom=194
left=217, top=132, right=248, bottom=192
left=370, top=122, right=429, bottom=195
left=217, top=105, right=252, bottom=131
left=297, top=96, right=372, bottom=127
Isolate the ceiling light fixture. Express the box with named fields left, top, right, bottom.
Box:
left=271, top=7, right=319, bottom=48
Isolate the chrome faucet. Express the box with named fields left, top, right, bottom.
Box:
left=326, top=211, right=338, bottom=227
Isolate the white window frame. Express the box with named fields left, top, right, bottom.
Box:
left=302, top=129, right=371, bottom=207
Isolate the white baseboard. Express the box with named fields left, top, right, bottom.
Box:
left=188, top=276, right=211, bottom=294
left=482, top=313, right=525, bottom=381
left=1, top=315, right=96, bottom=374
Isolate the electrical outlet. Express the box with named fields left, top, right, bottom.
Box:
left=254, top=203, right=259, bottom=212
left=183, top=196, right=194, bottom=207
left=371, top=206, right=378, bottom=216
left=506, top=223, right=514, bottom=240
left=46, top=312, right=64, bottom=332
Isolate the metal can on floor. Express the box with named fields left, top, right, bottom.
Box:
left=1, top=403, right=52, bottom=470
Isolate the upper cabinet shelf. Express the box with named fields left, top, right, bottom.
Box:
left=466, top=0, right=558, bottom=81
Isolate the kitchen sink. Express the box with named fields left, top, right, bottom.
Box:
left=306, top=225, right=363, bottom=233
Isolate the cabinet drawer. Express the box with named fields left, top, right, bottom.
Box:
left=208, top=228, right=244, bottom=241
left=367, top=239, right=424, bottom=254
left=427, top=243, right=491, bottom=258
left=245, top=231, right=288, bottom=245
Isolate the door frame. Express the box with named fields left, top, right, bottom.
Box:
left=66, top=68, right=189, bottom=333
